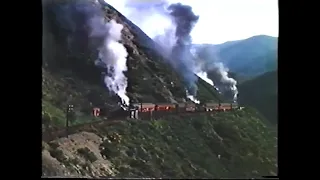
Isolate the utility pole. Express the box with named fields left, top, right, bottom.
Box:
left=66, top=104, right=74, bottom=137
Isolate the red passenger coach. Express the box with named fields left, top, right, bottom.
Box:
left=138, top=103, right=155, bottom=112
left=93, top=107, right=101, bottom=117
left=155, top=103, right=176, bottom=112
left=220, top=103, right=232, bottom=111
left=204, top=103, right=220, bottom=111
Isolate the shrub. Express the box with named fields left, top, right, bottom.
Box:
left=77, top=147, right=98, bottom=163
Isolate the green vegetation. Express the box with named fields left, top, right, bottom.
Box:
left=195, top=35, right=277, bottom=79
left=42, top=109, right=277, bottom=178
left=42, top=2, right=277, bottom=178
left=48, top=142, right=67, bottom=163
left=77, top=147, right=98, bottom=163
left=238, top=70, right=277, bottom=125
left=89, top=110, right=277, bottom=178
left=42, top=4, right=222, bottom=129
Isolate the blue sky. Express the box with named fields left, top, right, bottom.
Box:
left=105, top=0, right=279, bottom=44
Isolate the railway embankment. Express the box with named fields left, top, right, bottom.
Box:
left=42, top=109, right=277, bottom=178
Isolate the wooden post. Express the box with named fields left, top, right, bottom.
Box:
left=140, top=103, right=142, bottom=112
left=150, top=110, right=152, bottom=120
left=66, top=104, right=73, bottom=138
left=66, top=113, right=69, bottom=138
left=135, top=107, right=139, bottom=119
left=139, top=103, right=142, bottom=120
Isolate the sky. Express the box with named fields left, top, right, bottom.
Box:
left=168, top=0, right=279, bottom=44
left=105, top=0, right=279, bottom=44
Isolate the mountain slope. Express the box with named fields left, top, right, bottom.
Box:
left=195, top=35, right=278, bottom=78
left=42, top=0, right=223, bottom=127
left=42, top=1, right=277, bottom=178
left=238, top=70, right=278, bottom=125
left=42, top=110, right=277, bottom=178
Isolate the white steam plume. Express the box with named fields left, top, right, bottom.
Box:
left=213, top=62, right=238, bottom=101
left=193, top=46, right=238, bottom=101
left=45, top=1, right=130, bottom=105
left=196, top=71, right=213, bottom=86
left=186, top=90, right=200, bottom=104
left=90, top=17, right=130, bottom=105
left=102, top=0, right=238, bottom=101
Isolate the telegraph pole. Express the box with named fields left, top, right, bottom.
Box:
left=66, top=104, right=74, bottom=137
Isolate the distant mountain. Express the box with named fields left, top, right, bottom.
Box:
left=238, top=70, right=278, bottom=125
left=194, top=35, right=278, bottom=78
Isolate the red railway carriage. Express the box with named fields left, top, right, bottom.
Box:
left=220, top=103, right=232, bottom=111
left=133, top=103, right=155, bottom=112
left=155, top=103, right=176, bottom=112
left=185, top=103, right=196, bottom=112
left=175, top=103, right=185, bottom=113
left=176, top=102, right=197, bottom=112
left=93, top=107, right=101, bottom=117
left=203, top=103, right=220, bottom=111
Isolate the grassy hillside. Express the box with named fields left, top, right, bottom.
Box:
left=42, top=109, right=277, bottom=178
left=238, top=71, right=278, bottom=125
left=194, top=35, right=278, bottom=78
left=42, top=1, right=223, bottom=128
left=42, top=1, right=277, bottom=178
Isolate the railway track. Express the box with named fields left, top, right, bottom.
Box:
left=42, top=111, right=218, bottom=142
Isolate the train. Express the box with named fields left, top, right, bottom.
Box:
left=42, top=101, right=242, bottom=141
left=88, top=101, right=241, bottom=121
left=121, top=101, right=241, bottom=119
left=131, top=101, right=240, bottom=113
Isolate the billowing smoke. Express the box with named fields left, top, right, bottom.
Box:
left=199, top=61, right=238, bottom=101
left=44, top=0, right=130, bottom=105
left=210, top=62, right=238, bottom=101
left=103, top=0, right=238, bottom=101
left=91, top=19, right=130, bottom=105
left=168, top=3, right=199, bottom=97
left=196, top=71, right=214, bottom=86
left=193, top=48, right=238, bottom=101
left=104, top=1, right=200, bottom=97
left=186, top=90, right=200, bottom=104
left=196, top=71, right=221, bottom=93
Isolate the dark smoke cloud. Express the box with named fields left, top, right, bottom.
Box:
left=169, top=3, right=199, bottom=44
left=167, top=3, right=199, bottom=95
left=102, top=0, right=239, bottom=101
left=100, top=1, right=202, bottom=97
